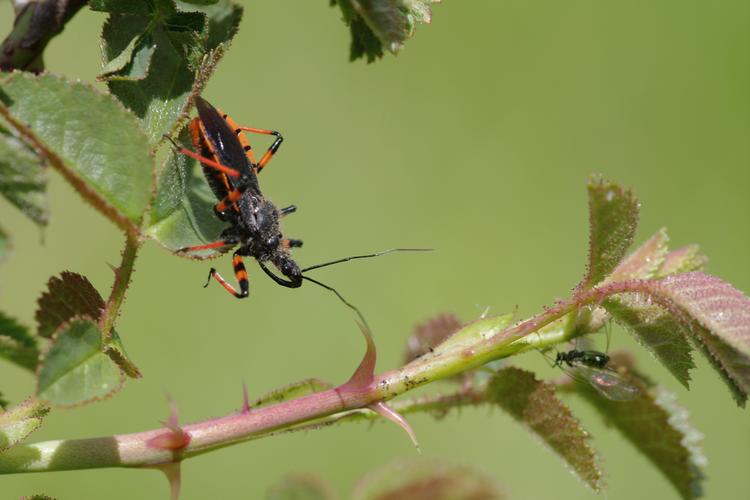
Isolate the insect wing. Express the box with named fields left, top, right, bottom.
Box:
left=575, top=365, right=641, bottom=401
left=194, top=97, right=258, bottom=188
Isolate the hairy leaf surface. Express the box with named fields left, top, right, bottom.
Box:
left=605, top=296, right=695, bottom=388
left=656, top=245, right=707, bottom=278
left=0, top=312, right=39, bottom=371
left=37, top=317, right=124, bottom=407
left=0, top=398, right=49, bottom=452
left=488, top=367, right=602, bottom=490
left=580, top=176, right=639, bottom=289
left=335, top=0, right=440, bottom=62
left=100, top=0, right=242, bottom=144
left=0, top=125, right=47, bottom=226
left=146, top=139, right=228, bottom=257
left=574, top=377, right=705, bottom=499
left=0, top=73, right=152, bottom=228
left=650, top=272, right=750, bottom=405
left=36, top=272, right=105, bottom=338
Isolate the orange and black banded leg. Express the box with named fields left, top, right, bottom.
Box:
left=204, top=253, right=250, bottom=298
left=163, top=134, right=242, bottom=179
left=213, top=183, right=255, bottom=214
left=176, top=238, right=237, bottom=253
left=234, top=126, right=283, bottom=174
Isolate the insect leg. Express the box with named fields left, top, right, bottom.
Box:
left=204, top=253, right=250, bottom=298
left=234, top=126, right=283, bottom=174
left=176, top=238, right=237, bottom=253
left=280, top=205, right=297, bottom=217
left=163, top=134, right=242, bottom=179
left=283, top=238, right=303, bottom=248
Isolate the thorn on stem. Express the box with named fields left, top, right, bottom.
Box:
left=241, top=382, right=251, bottom=414
left=155, top=462, right=182, bottom=500
left=147, top=395, right=190, bottom=451
left=370, top=401, right=421, bottom=453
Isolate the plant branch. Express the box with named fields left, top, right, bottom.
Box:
left=100, top=232, right=140, bottom=336
left=0, top=279, right=646, bottom=474
left=0, top=0, right=88, bottom=72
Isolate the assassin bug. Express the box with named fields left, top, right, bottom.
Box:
left=167, top=97, right=425, bottom=320
left=171, top=96, right=302, bottom=298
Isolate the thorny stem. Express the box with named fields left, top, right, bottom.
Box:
left=0, top=281, right=637, bottom=474
left=100, top=232, right=141, bottom=336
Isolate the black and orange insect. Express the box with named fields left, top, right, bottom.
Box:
left=172, top=96, right=302, bottom=298
left=168, top=97, right=424, bottom=312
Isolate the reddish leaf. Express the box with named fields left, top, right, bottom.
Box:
left=36, top=272, right=105, bottom=338
left=650, top=272, right=750, bottom=405
left=405, top=313, right=463, bottom=362
left=266, top=473, right=335, bottom=500
left=656, top=245, right=707, bottom=278
left=606, top=229, right=668, bottom=283
left=352, top=458, right=504, bottom=500
left=488, top=367, right=602, bottom=490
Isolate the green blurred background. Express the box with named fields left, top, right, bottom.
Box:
left=1, top=1, right=748, bottom=498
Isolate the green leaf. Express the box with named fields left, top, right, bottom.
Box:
left=352, top=458, right=505, bottom=500
left=573, top=375, right=705, bottom=499
left=580, top=176, right=640, bottom=289
left=34, top=271, right=141, bottom=378
left=146, top=139, right=228, bottom=257
left=265, top=473, right=336, bottom=500
left=90, top=0, right=153, bottom=15
left=101, top=0, right=242, bottom=144
left=37, top=317, right=124, bottom=407
left=488, top=367, right=602, bottom=490
left=0, top=125, right=48, bottom=226
left=0, top=73, right=152, bottom=230
left=254, top=379, right=334, bottom=409
left=348, top=17, right=384, bottom=63
left=605, top=297, right=695, bottom=389
left=0, top=398, right=49, bottom=452
left=336, top=0, right=441, bottom=62
left=98, top=31, right=155, bottom=81
left=180, top=1, right=243, bottom=52
left=36, top=272, right=105, bottom=339
left=0, top=312, right=39, bottom=371
left=104, top=329, right=142, bottom=379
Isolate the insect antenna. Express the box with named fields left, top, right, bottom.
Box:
left=300, top=248, right=432, bottom=273
left=299, top=248, right=431, bottom=332
left=301, top=275, right=371, bottom=331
